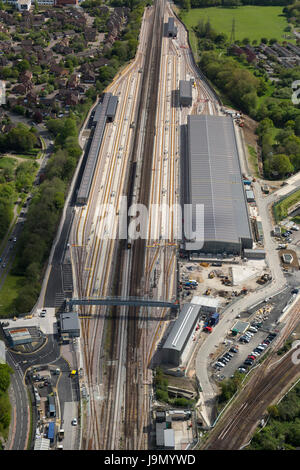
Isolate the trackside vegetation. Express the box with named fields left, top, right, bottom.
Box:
left=0, top=364, right=13, bottom=442
left=248, top=380, right=300, bottom=449
left=154, top=367, right=196, bottom=408
left=273, top=188, right=300, bottom=222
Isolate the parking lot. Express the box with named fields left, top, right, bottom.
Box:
left=209, top=288, right=298, bottom=380
left=212, top=329, right=274, bottom=380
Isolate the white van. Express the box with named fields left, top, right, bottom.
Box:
left=215, top=361, right=225, bottom=368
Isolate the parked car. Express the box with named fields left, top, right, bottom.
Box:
left=72, top=418, right=77, bottom=426
left=230, top=347, right=239, bottom=353
left=238, top=367, right=246, bottom=373
left=215, top=362, right=225, bottom=368
left=224, top=352, right=233, bottom=359
left=248, top=355, right=256, bottom=361
left=244, top=360, right=253, bottom=366
left=249, top=326, right=258, bottom=333
left=245, top=331, right=254, bottom=337
left=250, top=351, right=260, bottom=357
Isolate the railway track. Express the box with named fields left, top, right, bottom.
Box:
left=123, top=0, right=164, bottom=450
left=206, top=348, right=300, bottom=450
left=203, top=301, right=300, bottom=450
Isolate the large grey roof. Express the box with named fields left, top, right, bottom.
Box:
left=76, top=93, right=111, bottom=204
left=162, top=303, right=201, bottom=353
left=167, top=17, right=177, bottom=36
left=60, top=312, right=80, bottom=333
left=185, top=115, right=252, bottom=249
left=179, top=80, right=192, bottom=99
left=106, top=95, right=118, bottom=119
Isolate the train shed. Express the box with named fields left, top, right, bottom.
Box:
left=183, top=115, right=253, bottom=255
left=106, top=95, right=119, bottom=122
left=179, top=80, right=192, bottom=107
left=162, top=303, right=201, bottom=366
left=76, top=93, right=111, bottom=205
left=167, top=17, right=177, bottom=38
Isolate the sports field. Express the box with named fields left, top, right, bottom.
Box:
left=181, top=6, right=290, bottom=43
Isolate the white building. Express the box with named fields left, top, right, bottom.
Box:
left=190, top=295, right=220, bottom=313
left=17, top=0, right=31, bottom=11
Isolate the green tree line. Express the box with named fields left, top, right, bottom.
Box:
left=176, top=0, right=294, bottom=10
left=250, top=381, right=300, bottom=449
left=0, top=364, right=13, bottom=440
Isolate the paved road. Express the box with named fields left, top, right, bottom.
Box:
left=6, top=351, right=30, bottom=450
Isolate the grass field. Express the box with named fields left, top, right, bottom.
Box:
left=247, top=145, right=259, bottom=177
left=0, top=275, right=26, bottom=318
left=181, top=6, right=290, bottom=45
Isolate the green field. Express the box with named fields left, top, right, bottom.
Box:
left=181, top=6, right=290, bottom=47
left=0, top=275, right=26, bottom=318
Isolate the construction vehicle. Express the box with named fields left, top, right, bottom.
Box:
left=205, top=288, right=211, bottom=295
left=208, top=271, right=215, bottom=279
left=203, top=326, right=213, bottom=333
left=200, top=262, right=209, bottom=267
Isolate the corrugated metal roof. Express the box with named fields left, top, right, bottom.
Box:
left=185, top=115, right=252, bottom=249
left=164, top=429, right=175, bottom=448
left=34, top=438, right=50, bottom=451
left=77, top=93, right=111, bottom=204
left=162, top=303, right=200, bottom=353
left=106, top=95, right=118, bottom=119
left=179, top=80, right=192, bottom=99
left=167, top=17, right=177, bottom=36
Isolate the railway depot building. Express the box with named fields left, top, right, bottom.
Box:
left=166, top=17, right=177, bottom=38
left=179, top=80, right=192, bottom=107
left=162, top=303, right=201, bottom=367
left=183, top=115, right=253, bottom=256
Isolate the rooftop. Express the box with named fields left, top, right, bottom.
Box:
left=60, top=312, right=80, bottom=332
left=162, top=303, right=201, bottom=353
left=184, top=115, right=252, bottom=251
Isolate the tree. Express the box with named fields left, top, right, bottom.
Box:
left=16, top=59, right=31, bottom=73
left=269, top=154, right=294, bottom=177
left=182, top=0, right=191, bottom=9
left=0, top=364, right=13, bottom=393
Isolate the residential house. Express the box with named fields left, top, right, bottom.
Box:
left=67, top=73, right=80, bottom=90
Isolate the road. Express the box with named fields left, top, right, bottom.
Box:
left=5, top=351, right=30, bottom=450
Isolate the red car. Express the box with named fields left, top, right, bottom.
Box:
left=203, top=326, right=213, bottom=333
left=248, top=355, right=256, bottom=361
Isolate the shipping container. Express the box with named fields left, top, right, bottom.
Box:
left=48, top=422, right=55, bottom=442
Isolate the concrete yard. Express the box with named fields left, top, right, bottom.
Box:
left=179, top=259, right=270, bottom=307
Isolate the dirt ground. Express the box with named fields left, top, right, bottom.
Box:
left=279, top=249, right=300, bottom=270
left=179, top=260, right=270, bottom=306
left=243, top=115, right=258, bottom=149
